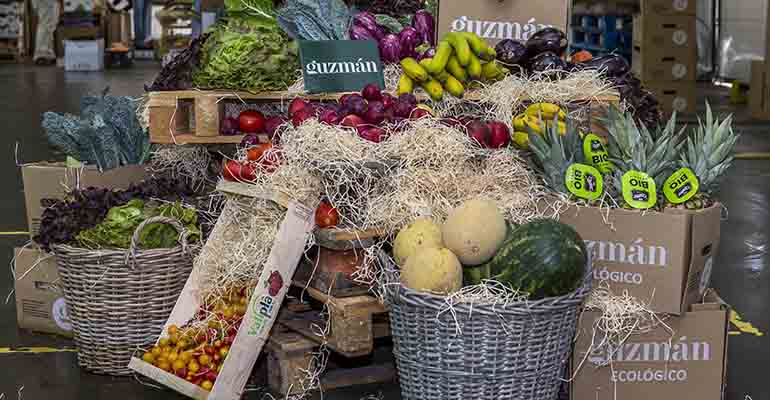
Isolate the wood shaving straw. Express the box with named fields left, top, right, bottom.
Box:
left=150, top=145, right=213, bottom=192
left=438, top=281, right=529, bottom=335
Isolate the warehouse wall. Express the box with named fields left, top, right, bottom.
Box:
left=718, top=0, right=767, bottom=82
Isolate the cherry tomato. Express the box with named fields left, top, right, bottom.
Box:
left=222, top=160, right=257, bottom=182
left=246, top=143, right=273, bottom=162
left=315, top=201, right=340, bottom=228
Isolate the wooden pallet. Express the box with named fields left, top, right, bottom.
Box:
left=266, top=326, right=395, bottom=396
left=280, top=285, right=389, bottom=358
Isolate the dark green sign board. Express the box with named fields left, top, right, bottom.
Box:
left=299, top=40, right=386, bottom=94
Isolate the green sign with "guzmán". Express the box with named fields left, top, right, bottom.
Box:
left=299, top=40, right=385, bottom=94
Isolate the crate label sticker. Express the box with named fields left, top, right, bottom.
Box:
left=622, top=170, right=657, bottom=209
left=583, top=133, right=613, bottom=174
left=673, top=0, right=688, bottom=11
left=566, top=164, right=603, bottom=201
left=672, top=96, right=688, bottom=112
left=672, top=63, right=688, bottom=79
left=672, top=30, right=688, bottom=46
left=663, top=167, right=699, bottom=204
left=52, top=297, right=73, bottom=331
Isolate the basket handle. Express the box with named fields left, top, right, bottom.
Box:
left=128, top=216, right=190, bottom=257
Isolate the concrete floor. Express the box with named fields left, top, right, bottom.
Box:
left=0, top=63, right=768, bottom=400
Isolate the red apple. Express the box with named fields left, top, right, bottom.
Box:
left=238, top=110, right=265, bottom=134
left=222, top=160, right=256, bottom=182
left=487, top=121, right=511, bottom=149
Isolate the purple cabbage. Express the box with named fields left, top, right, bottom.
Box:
left=353, top=12, right=386, bottom=40
left=412, top=10, right=436, bottom=46
left=399, top=27, right=422, bottom=59
left=379, top=34, right=402, bottom=63
left=350, top=24, right=376, bottom=41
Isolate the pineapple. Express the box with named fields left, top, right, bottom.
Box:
left=528, top=116, right=587, bottom=196
left=605, top=106, right=683, bottom=209
left=675, top=102, right=738, bottom=210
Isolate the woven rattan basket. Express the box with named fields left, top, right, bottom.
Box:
left=54, top=216, right=196, bottom=376
left=382, top=252, right=592, bottom=400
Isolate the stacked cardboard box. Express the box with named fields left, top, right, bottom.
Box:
left=562, top=202, right=729, bottom=399
left=749, top=4, right=770, bottom=119
left=632, top=0, right=697, bottom=114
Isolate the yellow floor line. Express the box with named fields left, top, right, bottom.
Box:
left=0, top=346, right=77, bottom=354
left=735, top=152, right=770, bottom=160
left=730, top=310, right=765, bottom=337
left=0, top=232, right=29, bottom=236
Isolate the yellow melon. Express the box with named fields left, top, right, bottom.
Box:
left=400, top=247, right=462, bottom=295
left=442, top=199, right=507, bottom=266
left=393, top=217, right=444, bottom=266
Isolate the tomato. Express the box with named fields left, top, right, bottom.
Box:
left=238, top=110, right=266, bottom=134
left=222, top=160, right=256, bottom=182
left=246, top=143, right=273, bottom=162
left=315, top=201, right=340, bottom=228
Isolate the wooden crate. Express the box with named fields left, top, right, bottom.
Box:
left=129, top=185, right=316, bottom=400
left=280, top=284, right=389, bottom=358
left=266, top=327, right=395, bottom=396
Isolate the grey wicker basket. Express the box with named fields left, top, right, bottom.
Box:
left=54, top=216, right=196, bottom=376
left=383, top=252, right=592, bottom=400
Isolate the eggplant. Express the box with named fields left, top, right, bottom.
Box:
left=495, top=39, right=528, bottom=66
left=525, top=27, right=568, bottom=57
left=528, top=51, right=568, bottom=79
left=576, top=54, right=630, bottom=78
left=412, top=10, right=436, bottom=46
left=379, top=34, right=402, bottom=63
left=399, top=27, right=422, bottom=59
left=350, top=24, right=376, bottom=41
left=354, top=12, right=385, bottom=40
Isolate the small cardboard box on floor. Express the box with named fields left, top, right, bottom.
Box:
left=21, top=162, right=147, bottom=238
left=436, top=0, right=569, bottom=45
left=14, top=246, right=73, bottom=338
left=644, top=80, right=697, bottom=114
left=571, top=290, right=729, bottom=400
left=558, top=205, right=721, bottom=315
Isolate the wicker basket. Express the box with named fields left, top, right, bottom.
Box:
left=383, top=252, right=592, bottom=400
left=54, top=216, right=196, bottom=376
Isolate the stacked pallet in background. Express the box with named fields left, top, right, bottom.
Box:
left=632, top=0, right=697, bottom=114
left=0, top=1, right=22, bottom=62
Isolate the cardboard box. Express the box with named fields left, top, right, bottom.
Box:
left=750, top=60, right=770, bottom=119
left=640, top=0, right=696, bottom=16
left=130, top=186, right=316, bottom=400
left=201, top=0, right=225, bottom=11
left=633, top=14, right=696, bottom=51
left=571, top=290, right=728, bottom=400
left=436, top=0, right=569, bottom=45
left=644, top=80, right=697, bottom=114
left=14, top=247, right=73, bottom=337
left=64, top=39, right=105, bottom=71
left=632, top=45, right=696, bottom=82
left=21, top=163, right=148, bottom=238
left=558, top=205, right=721, bottom=315
left=107, top=11, right=131, bottom=47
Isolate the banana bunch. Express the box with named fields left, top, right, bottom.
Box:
left=397, top=32, right=510, bottom=101
left=512, top=103, right=568, bottom=150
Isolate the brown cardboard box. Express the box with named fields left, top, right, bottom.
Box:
left=644, top=80, right=697, bottom=114
left=558, top=205, right=721, bottom=315
left=632, top=46, right=696, bottom=82
left=640, top=0, right=696, bottom=16
left=633, top=14, right=696, bottom=51
left=750, top=60, right=770, bottom=119
left=436, top=0, right=569, bottom=45
left=571, top=290, right=729, bottom=400
left=21, top=163, right=147, bottom=238
left=14, top=247, right=73, bottom=337
left=107, top=11, right=131, bottom=47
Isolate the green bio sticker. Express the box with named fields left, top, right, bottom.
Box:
left=583, top=133, right=613, bottom=174
left=621, top=170, right=657, bottom=209
left=663, top=167, right=699, bottom=204
left=565, top=164, right=603, bottom=200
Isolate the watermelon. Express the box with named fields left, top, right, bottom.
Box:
left=464, top=219, right=587, bottom=299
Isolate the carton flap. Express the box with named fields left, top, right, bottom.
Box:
left=681, top=205, right=722, bottom=312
